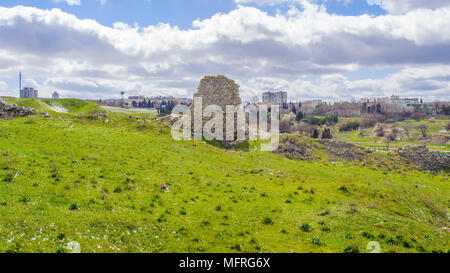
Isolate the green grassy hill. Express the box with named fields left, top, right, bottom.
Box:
left=3, top=98, right=103, bottom=114
left=0, top=113, right=448, bottom=253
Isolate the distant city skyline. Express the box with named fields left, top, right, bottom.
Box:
left=0, top=1, right=450, bottom=102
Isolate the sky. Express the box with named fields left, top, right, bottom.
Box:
left=0, top=0, right=449, bottom=102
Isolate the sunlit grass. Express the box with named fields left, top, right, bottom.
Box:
left=0, top=106, right=448, bottom=253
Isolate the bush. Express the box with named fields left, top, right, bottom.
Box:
left=300, top=223, right=312, bottom=232
left=310, top=235, right=322, bottom=246
left=324, top=113, right=339, bottom=124
left=338, top=186, right=350, bottom=193
left=446, top=122, right=450, bottom=131
left=291, top=123, right=314, bottom=135
left=386, top=133, right=397, bottom=141
left=411, top=112, right=427, bottom=120
left=304, top=116, right=324, bottom=125
left=376, top=126, right=385, bottom=137
left=262, top=217, right=274, bottom=225
left=311, top=129, right=320, bottom=139
left=343, top=245, right=360, bottom=253
left=359, top=119, right=377, bottom=128
left=295, top=112, right=304, bottom=122
left=417, top=124, right=429, bottom=137
left=280, top=120, right=291, bottom=133
left=339, top=121, right=359, bottom=132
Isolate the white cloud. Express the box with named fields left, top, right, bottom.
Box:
left=234, top=0, right=293, bottom=5
left=367, top=0, right=450, bottom=14
left=241, top=65, right=450, bottom=102
left=0, top=3, right=449, bottom=101
left=53, top=0, right=81, bottom=6
left=0, top=81, right=7, bottom=92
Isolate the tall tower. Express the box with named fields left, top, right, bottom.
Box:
left=120, top=91, right=125, bottom=108
left=19, top=71, right=22, bottom=98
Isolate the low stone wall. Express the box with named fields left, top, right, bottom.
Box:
left=398, top=145, right=449, bottom=171
left=320, top=140, right=367, bottom=161
left=0, top=99, right=35, bottom=119
left=275, top=136, right=315, bottom=161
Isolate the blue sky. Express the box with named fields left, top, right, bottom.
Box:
left=0, top=0, right=386, bottom=28
left=0, top=0, right=449, bottom=101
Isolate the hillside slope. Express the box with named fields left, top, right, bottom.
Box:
left=3, top=98, right=102, bottom=114
left=0, top=113, right=448, bottom=253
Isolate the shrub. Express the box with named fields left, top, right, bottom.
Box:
left=6, top=241, right=22, bottom=253
left=376, top=126, right=385, bottom=137
left=359, top=119, right=377, bottom=128
left=310, top=235, right=322, bottom=246
left=411, top=112, right=427, bottom=120
left=324, top=113, right=339, bottom=124
left=339, top=121, right=359, bottom=132
left=343, top=245, right=360, bottom=253
left=321, top=226, right=331, bottom=233
left=293, top=123, right=314, bottom=136
left=361, top=231, right=375, bottom=239
left=262, top=217, right=274, bottom=225
left=300, top=223, right=312, bottom=232
left=279, top=120, right=291, bottom=133
left=295, top=112, right=304, bottom=122
left=386, top=133, right=397, bottom=141
left=304, top=116, right=324, bottom=126
left=318, top=209, right=330, bottom=216
left=311, top=129, right=320, bottom=139
left=417, top=124, right=429, bottom=137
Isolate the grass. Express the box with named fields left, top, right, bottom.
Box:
left=335, top=118, right=450, bottom=152
left=0, top=101, right=449, bottom=253
left=3, top=98, right=103, bottom=114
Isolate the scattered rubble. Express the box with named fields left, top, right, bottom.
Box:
left=398, top=145, right=449, bottom=171
left=320, top=140, right=367, bottom=161
left=160, top=183, right=169, bottom=191
left=274, top=136, right=314, bottom=161
left=424, top=135, right=450, bottom=145
left=158, top=114, right=181, bottom=126
left=0, top=99, right=34, bottom=119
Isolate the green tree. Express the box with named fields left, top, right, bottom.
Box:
left=295, top=111, right=304, bottom=122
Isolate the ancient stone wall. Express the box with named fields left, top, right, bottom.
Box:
left=398, top=145, right=449, bottom=171
left=191, top=75, right=245, bottom=147
left=275, top=136, right=315, bottom=160
left=193, top=75, right=242, bottom=110
left=0, top=99, right=35, bottom=119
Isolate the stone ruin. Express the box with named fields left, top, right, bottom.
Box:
left=191, top=75, right=246, bottom=147
left=321, top=128, right=333, bottom=140
left=193, top=75, right=242, bottom=112
left=320, top=140, right=367, bottom=161
left=275, top=136, right=315, bottom=161
left=0, top=99, right=35, bottom=119
left=398, top=145, right=449, bottom=171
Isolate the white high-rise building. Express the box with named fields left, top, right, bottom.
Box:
left=20, top=87, right=38, bottom=99
left=262, top=91, right=287, bottom=105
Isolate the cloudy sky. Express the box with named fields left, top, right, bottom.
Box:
left=0, top=0, right=449, bottom=102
